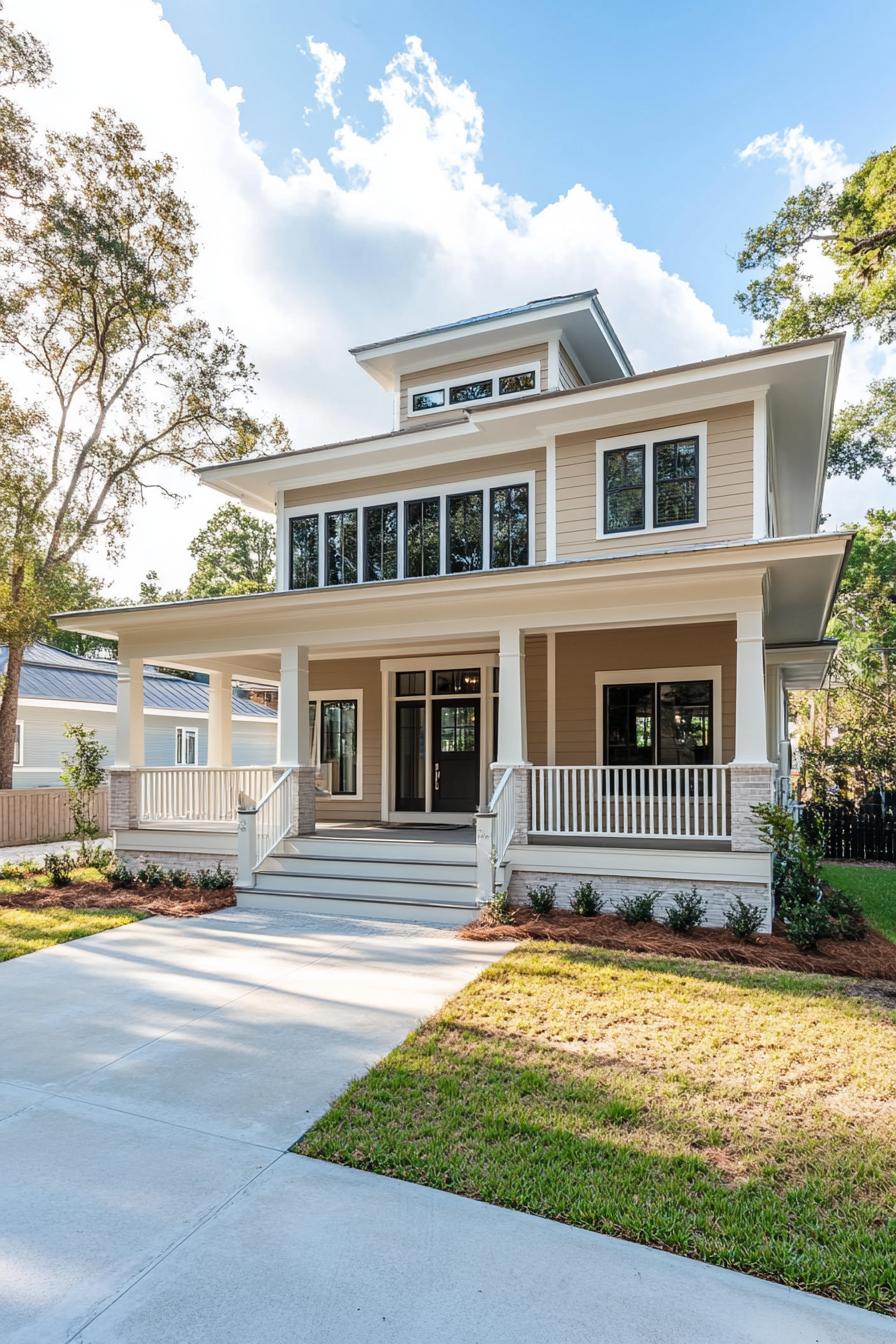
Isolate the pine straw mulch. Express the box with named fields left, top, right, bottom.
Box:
left=460, top=908, right=896, bottom=982
left=0, top=882, right=236, bottom=918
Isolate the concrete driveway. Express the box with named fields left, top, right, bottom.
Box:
left=1, top=910, right=891, bottom=1343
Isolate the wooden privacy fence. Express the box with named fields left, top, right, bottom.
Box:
left=0, top=786, right=110, bottom=847
left=801, top=803, right=896, bottom=863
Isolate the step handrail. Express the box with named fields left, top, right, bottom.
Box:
left=237, top=768, right=292, bottom=886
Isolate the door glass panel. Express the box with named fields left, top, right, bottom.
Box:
left=395, top=702, right=425, bottom=810
left=432, top=668, right=481, bottom=695
left=604, top=683, right=654, bottom=766
left=447, top=491, right=483, bottom=572
left=658, top=680, right=712, bottom=764
left=364, top=503, right=398, bottom=581
left=320, top=699, right=357, bottom=794
left=439, top=704, right=478, bottom=753
left=405, top=498, right=440, bottom=577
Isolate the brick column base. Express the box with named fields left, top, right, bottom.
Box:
left=109, top=768, right=139, bottom=831
left=287, top=765, right=317, bottom=836
left=730, top=764, right=775, bottom=851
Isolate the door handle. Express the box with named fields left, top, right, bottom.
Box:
left=434, top=762, right=441, bottom=791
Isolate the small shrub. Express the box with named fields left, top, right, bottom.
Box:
left=527, top=882, right=557, bottom=915
left=481, top=889, right=515, bottom=926
left=723, top=895, right=765, bottom=941
left=105, top=860, right=133, bottom=888
left=194, top=862, right=233, bottom=891
left=44, top=851, right=75, bottom=887
left=166, top=867, right=192, bottom=889
left=614, top=890, right=658, bottom=924
left=78, top=841, right=113, bottom=871
left=569, top=881, right=603, bottom=917
left=0, top=861, right=25, bottom=881
left=782, top=900, right=831, bottom=953
left=136, top=860, right=165, bottom=888
left=822, top=886, right=866, bottom=941
left=664, top=885, right=707, bottom=934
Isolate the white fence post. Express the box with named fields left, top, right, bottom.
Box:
left=474, top=809, right=495, bottom=904
left=237, top=806, right=258, bottom=887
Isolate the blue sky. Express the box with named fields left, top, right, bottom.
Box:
left=163, top=0, right=896, bottom=331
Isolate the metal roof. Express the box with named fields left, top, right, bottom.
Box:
left=348, top=291, right=600, bottom=355
left=3, top=643, right=277, bottom=719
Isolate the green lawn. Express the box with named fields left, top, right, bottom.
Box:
left=0, top=905, right=142, bottom=961
left=824, top=863, right=896, bottom=942
left=297, top=944, right=896, bottom=1313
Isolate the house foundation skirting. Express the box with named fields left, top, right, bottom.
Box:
left=113, top=828, right=238, bottom=878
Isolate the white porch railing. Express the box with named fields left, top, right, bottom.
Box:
left=529, top=765, right=731, bottom=841
left=137, top=767, right=276, bottom=825
left=237, top=769, right=293, bottom=885
left=474, top=767, right=515, bottom=903
left=491, top=767, right=516, bottom=868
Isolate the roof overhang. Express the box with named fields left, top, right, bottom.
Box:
left=765, top=641, right=838, bottom=691
left=348, top=290, right=633, bottom=390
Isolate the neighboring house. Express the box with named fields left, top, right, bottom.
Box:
left=56, top=290, right=849, bottom=928
left=3, top=643, right=277, bottom=787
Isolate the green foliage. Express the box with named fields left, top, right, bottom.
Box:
left=782, top=901, right=832, bottom=953
left=754, top=803, right=867, bottom=949
left=481, top=889, right=515, bottom=926
left=136, top=861, right=165, bottom=888
left=194, top=862, right=233, bottom=891
left=527, top=882, right=557, bottom=915
left=663, top=886, right=708, bottom=934
left=44, top=850, right=74, bottom=887
left=105, top=860, right=133, bottom=889
left=614, top=890, right=658, bottom=924
left=166, top=867, right=191, bottom=889
left=186, top=502, right=276, bottom=598
left=822, top=886, right=867, bottom=941
left=569, top=880, right=603, bottom=916
left=723, top=896, right=766, bottom=941
left=59, top=722, right=108, bottom=841
left=76, top=841, right=112, bottom=870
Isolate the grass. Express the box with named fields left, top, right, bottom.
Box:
left=824, top=863, right=896, bottom=943
left=0, top=864, right=108, bottom=897
left=297, top=943, right=896, bottom=1314
left=0, top=905, right=142, bottom=960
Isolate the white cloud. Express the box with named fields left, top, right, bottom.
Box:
left=738, top=123, right=855, bottom=191
left=304, top=35, right=345, bottom=119
left=6, top=2, right=891, bottom=595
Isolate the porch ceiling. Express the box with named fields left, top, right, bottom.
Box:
left=54, top=533, right=848, bottom=665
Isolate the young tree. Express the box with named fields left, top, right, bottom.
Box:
left=736, top=146, right=896, bottom=479
left=59, top=722, right=108, bottom=850
left=0, top=14, right=287, bottom=788
left=186, top=502, right=276, bottom=598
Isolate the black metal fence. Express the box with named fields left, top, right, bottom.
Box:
left=801, top=803, right=896, bottom=863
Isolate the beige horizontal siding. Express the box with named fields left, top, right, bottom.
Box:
left=524, top=634, right=547, bottom=765
left=555, top=402, right=754, bottom=558
left=549, top=623, right=737, bottom=766
left=310, top=657, right=382, bottom=822
left=398, top=343, right=549, bottom=428
left=284, top=448, right=547, bottom=564
left=558, top=343, right=584, bottom=390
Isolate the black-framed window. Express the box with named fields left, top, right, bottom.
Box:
left=449, top=378, right=493, bottom=405
left=432, top=667, right=481, bottom=695
left=405, top=497, right=440, bottom=577
left=412, top=388, right=445, bottom=413
left=364, top=502, right=398, bottom=582
left=396, top=671, right=425, bottom=697
left=447, top=490, right=483, bottom=572
left=490, top=483, right=529, bottom=569
left=654, top=436, right=698, bottom=528
left=320, top=699, right=358, bottom=795
left=498, top=370, right=536, bottom=396
left=604, top=446, right=645, bottom=534
left=289, top=514, right=319, bottom=589
left=325, top=509, right=358, bottom=586
left=603, top=679, right=713, bottom=766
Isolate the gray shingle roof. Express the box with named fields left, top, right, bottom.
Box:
left=2, top=643, right=277, bottom=719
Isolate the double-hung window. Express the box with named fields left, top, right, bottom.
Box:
left=405, top=497, right=441, bottom=577
left=13, top=721, right=22, bottom=766
left=289, top=515, right=319, bottom=589
left=490, top=483, right=529, bottom=568
left=364, top=503, right=398, bottom=582
left=325, top=509, right=358, bottom=586
left=598, top=423, right=705, bottom=537
left=175, top=725, right=198, bottom=766
left=447, top=490, right=483, bottom=572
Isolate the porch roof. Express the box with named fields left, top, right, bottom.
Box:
left=54, top=531, right=850, bottom=681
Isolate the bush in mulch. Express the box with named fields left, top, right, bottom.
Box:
left=460, top=907, right=896, bottom=982
left=0, top=876, right=235, bottom=919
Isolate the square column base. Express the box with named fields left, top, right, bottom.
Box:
left=288, top=765, right=318, bottom=836
left=731, top=765, right=775, bottom=851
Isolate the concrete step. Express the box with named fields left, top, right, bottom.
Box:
left=262, top=852, right=476, bottom=884
left=234, top=886, right=478, bottom=927
left=280, top=836, right=473, bottom=865
left=252, top=869, right=478, bottom=903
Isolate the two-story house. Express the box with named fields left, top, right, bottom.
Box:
left=56, top=290, right=849, bottom=928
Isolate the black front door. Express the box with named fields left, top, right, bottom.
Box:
left=432, top=700, right=480, bottom=812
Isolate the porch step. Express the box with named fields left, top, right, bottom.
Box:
left=262, top=852, right=476, bottom=885
left=279, top=835, right=472, bottom=865
left=234, top=886, right=479, bottom=928
left=253, top=870, right=477, bottom=902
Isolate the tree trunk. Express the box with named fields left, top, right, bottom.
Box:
left=0, top=643, right=24, bottom=790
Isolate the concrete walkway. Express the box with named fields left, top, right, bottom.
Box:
left=0, top=837, right=85, bottom=865
left=0, top=911, right=891, bottom=1343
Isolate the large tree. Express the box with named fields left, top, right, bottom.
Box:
left=0, top=13, right=286, bottom=788
left=736, top=145, right=896, bottom=480
left=186, top=502, right=276, bottom=598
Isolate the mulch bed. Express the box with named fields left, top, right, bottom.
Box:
left=461, top=909, right=896, bottom=982
left=0, top=883, right=235, bottom=918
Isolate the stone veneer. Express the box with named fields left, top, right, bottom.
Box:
left=730, top=764, right=776, bottom=850
left=115, top=849, right=237, bottom=879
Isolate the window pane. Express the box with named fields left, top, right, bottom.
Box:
left=412, top=388, right=445, bottom=412
left=498, top=370, right=536, bottom=395
left=604, top=446, right=645, bottom=534
left=439, top=703, right=478, bottom=753
left=396, top=671, right=425, bottom=697
left=447, top=491, right=483, bottom=572
left=289, top=515, right=319, bottom=589
left=432, top=668, right=481, bottom=695
left=364, top=503, right=398, bottom=582
left=325, top=510, right=358, bottom=585
left=449, top=378, right=493, bottom=405
left=658, top=680, right=712, bottom=765
left=490, top=483, right=529, bottom=568
left=654, top=436, right=698, bottom=527
left=405, top=498, right=441, bottom=577
left=604, top=684, right=654, bottom=766
left=320, top=699, right=357, bottom=795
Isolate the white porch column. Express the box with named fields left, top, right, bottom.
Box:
left=115, top=658, right=144, bottom=768
left=207, top=671, right=233, bottom=767
left=733, top=608, right=772, bottom=766
left=277, top=645, right=312, bottom=766
left=495, top=626, right=528, bottom=765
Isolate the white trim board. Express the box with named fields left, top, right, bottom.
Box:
left=594, top=665, right=723, bottom=765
